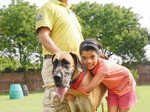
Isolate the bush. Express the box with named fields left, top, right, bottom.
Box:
left=3, top=67, right=14, bottom=73
left=0, top=57, right=41, bottom=73
left=0, top=57, right=21, bottom=73
left=15, top=67, right=26, bottom=73
left=130, top=69, right=139, bottom=80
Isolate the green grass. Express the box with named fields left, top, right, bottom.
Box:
left=0, top=92, right=43, bottom=112
left=0, top=86, right=150, bottom=112
left=131, top=85, right=150, bottom=112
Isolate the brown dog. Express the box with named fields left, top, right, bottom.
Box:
left=52, top=52, right=107, bottom=112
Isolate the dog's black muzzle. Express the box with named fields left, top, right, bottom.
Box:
left=53, top=71, right=63, bottom=87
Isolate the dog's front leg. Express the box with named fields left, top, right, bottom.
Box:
left=68, top=100, right=78, bottom=112
left=66, top=90, right=83, bottom=112
left=66, top=94, right=78, bottom=112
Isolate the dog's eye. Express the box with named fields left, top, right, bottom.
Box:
left=53, top=59, right=58, bottom=68
left=61, top=59, right=70, bottom=68
left=61, top=59, right=70, bottom=65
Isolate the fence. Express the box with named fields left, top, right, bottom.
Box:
left=0, top=72, right=43, bottom=93
left=134, top=64, right=150, bottom=85
left=0, top=64, right=150, bottom=93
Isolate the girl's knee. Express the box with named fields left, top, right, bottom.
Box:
left=108, top=106, right=118, bottom=112
left=119, top=108, right=130, bottom=112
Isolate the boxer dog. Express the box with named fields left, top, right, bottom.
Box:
left=52, top=52, right=107, bottom=112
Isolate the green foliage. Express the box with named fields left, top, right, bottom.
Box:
left=130, top=69, right=139, bottom=80
left=73, top=2, right=148, bottom=63
left=0, top=56, right=21, bottom=73
left=0, top=56, right=41, bottom=73
left=0, top=1, right=148, bottom=71
left=0, top=0, right=42, bottom=68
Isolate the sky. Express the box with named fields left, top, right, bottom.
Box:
left=0, top=0, right=150, bottom=61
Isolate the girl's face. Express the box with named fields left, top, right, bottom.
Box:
left=81, top=50, right=99, bottom=70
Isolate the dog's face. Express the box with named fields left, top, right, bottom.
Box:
left=52, top=52, right=81, bottom=98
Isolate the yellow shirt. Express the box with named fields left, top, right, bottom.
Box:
left=36, top=0, right=84, bottom=56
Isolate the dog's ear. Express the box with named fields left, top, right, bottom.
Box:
left=51, top=54, right=56, bottom=63
left=70, top=52, right=82, bottom=72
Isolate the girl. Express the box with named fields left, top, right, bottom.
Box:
left=78, top=39, right=137, bottom=112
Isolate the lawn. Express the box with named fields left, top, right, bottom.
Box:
left=0, top=92, right=43, bottom=112
left=0, top=86, right=149, bottom=112
left=131, top=85, right=150, bottom=112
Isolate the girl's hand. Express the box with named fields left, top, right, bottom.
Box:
left=66, top=89, right=83, bottom=96
left=77, top=87, right=90, bottom=96
left=78, top=86, right=89, bottom=93
left=66, top=94, right=75, bottom=102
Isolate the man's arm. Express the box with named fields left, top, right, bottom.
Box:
left=38, top=27, right=62, bottom=54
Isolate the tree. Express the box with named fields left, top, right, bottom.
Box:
left=0, top=0, right=42, bottom=69
left=72, top=2, right=148, bottom=64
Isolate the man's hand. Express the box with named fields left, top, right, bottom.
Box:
left=55, top=51, right=65, bottom=58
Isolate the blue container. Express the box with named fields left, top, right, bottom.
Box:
left=9, top=84, right=24, bottom=99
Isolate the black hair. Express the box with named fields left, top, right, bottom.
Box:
left=79, top=39, right=108, bottom=60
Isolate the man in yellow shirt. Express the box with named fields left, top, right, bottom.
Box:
left=36, top=0, right=84, bottom=112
